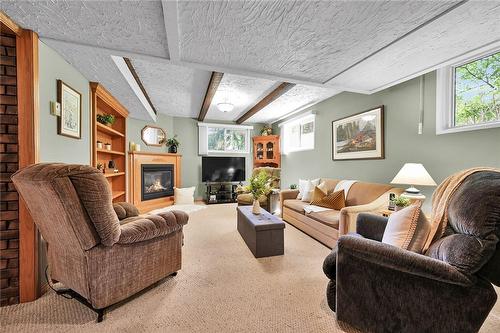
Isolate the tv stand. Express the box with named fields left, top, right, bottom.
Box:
left=205, top=182, right=239, bottom=204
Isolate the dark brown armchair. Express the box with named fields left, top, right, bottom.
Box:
left=323, top=170, right=500, bottom=333
left=12, top=163, right=188, bottom=321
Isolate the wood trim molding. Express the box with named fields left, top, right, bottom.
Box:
left=0, top=11, right=22, bottom=36
left=236, top=82, right=295, bottom=124
left=89, top=82, right=129, bottom=118
left=198, top=72, right=223, bottom=121
left=16, top=29, right=40, bottom=302
left=123, top=58, right=157, bottom=115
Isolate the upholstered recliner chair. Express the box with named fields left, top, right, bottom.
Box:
left=323, top=170, right=500, bottom=333
left=12, top=163, right=188, bottom=321
left=237, top=167, right=280, bottom=211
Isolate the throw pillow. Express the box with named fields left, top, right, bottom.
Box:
left=381, top=203, right=432, bottom=253
left=174, top=186, right=195, bottom=205
left=297, top=178, right=319, bottom=200
left=310, top=187, right=346, bottom=210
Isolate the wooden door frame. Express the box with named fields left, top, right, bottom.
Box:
left=1, top=11, right=40, bottom=302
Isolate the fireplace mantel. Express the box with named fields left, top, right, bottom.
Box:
left=128, top=151, right=182, bottom=213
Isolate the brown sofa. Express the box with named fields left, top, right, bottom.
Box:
left=280, top=179, right=403, bottom=248
left=12, top=163, right=188, bottom=321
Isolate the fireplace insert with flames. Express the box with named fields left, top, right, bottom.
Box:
left=141, top=164, right=174, bottom=201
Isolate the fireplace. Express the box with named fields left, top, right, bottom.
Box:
left=141, top=164, right=174, bottom=201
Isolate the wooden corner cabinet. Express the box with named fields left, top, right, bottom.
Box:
left=90, top=82, right=129, bottom=202
left=253, top=135, right=280, bottom=168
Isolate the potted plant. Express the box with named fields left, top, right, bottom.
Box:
left=166, top=135, right=180, bottom=153
left=244, top=171, right=271, bottom=214
left=261, top=124, right=273, bottom=136
left=104, top=142, right=111, bottom=151
left=290, top=184, right=298, bottom=189
left=96, top=140, right=103, bottom=149
left=393, top=195, right=411, bottom=211
left=96, top=114, right=116, bottom=126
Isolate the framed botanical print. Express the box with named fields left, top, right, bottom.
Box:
left=57, top=80, right=82, bottom=139
left=332, top=105, right=384, bottom=160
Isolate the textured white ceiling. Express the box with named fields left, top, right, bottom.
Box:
left=2, top=0, right=169, bottom=58
left=326, top=1, right=500, bottom=92
left=177, top=1, right=459, bottom=84
left=41, top=38, right=150, bottom=120
left=247, top=85, right=340, bottom=124
left=131, top=59, right=212, bottom=118
left=3, top=0, right=498, bottom=123
left=205, top=74, right=278, bottom=122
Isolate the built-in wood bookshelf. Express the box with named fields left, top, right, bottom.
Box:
left=90, top=82, right=129, bottom=203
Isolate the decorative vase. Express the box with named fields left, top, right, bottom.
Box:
left=168, top=145, right=177, bottom=153
left=104, top=143, right=111, bottom=151
left=252, top=199, right=261, bottom=215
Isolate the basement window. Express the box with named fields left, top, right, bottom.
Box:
left=436, top=49, right=500, bottom=134
left=280, top=114, right=315, bottom=154
left=198, top=123, right=253, bottom=155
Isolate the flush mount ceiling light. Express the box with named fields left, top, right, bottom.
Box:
left=217, top=102, right=234, bottom=113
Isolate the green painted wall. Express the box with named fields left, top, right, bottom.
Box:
left=127, top=113, right=174, bottom=153
left=38, top=41, right=90, bottom=164
left=276, top=71, right=500, bottom=212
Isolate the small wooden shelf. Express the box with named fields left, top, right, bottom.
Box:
left=112, top=190, right=126, bottom=199
left=104, top=172, right=125, bottom=178
left=96, top=122, right=125, bottom=137
left=97, top=148, right=125, bottom=156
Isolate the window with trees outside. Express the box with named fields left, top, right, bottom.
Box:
left=437, top=49, right=499, bottom=134
left=454, top=51, right=499, bottom=127
left=280, top=114, right=315, bottom=154
left=207, top=127, right=247, bottom=153
left=198, top=123, right=252, bottom=155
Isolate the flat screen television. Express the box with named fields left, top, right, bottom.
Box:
left=202, top=156, right=245, bottom=182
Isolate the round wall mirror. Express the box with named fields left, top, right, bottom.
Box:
left=141, top=125, right=166, bottom=147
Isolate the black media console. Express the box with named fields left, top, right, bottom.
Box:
left=205, top=183, right=240, bottom=204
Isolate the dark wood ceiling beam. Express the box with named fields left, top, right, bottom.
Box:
left=124, top=57, right=157, bottom=115
left=236, top=82, right=295, bottom=124
left=198, top=71, right=224, bottom=121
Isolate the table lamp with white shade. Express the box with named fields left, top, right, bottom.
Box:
left=391, top=163, right=437, bottom=200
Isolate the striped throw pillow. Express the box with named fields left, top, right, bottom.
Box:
left=310, top=187, right=345, bottom=210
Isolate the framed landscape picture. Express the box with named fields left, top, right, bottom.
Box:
left=332, top=106, right=384, bottom=160
left=57, top=80, right=82, bottom=139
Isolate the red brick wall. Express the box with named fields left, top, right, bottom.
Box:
left=0, top=31, right=19, bottom=306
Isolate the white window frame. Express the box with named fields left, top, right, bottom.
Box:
left=279, top=113, right=315, bottom=154
left=436, top=46, right=500, bottom=135
left=198, top=123, right=253, bottom=155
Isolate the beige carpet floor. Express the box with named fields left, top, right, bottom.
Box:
left=1, top=203, right=499, bottom=332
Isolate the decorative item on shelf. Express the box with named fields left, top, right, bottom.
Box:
left=96, top=113, right=115, bottom=126
left=388, top=192, right=396, bottom=210
left=96, top=163, right=104, bottom=173
left=332, top=105, right=384, bottom=160
left=290, top=184, right=298, bottom=189
left=166, top=135, right=180, bottom=154
left=96, top=141, right=103, bottom=149
left=57, top=80, right=82, bottom=139
left=392, top=195, right=411, bottom=211
left=108, top=160, right=118, bottom=173
left=244, top=171, right=272, bottom=215
left=391, top=163, right=437, bottom=201
left=129, top=141, right=136, bottom=152
left=104, top=143, right=111, bottom=151
left=261, top=124, right=273, bottom=136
